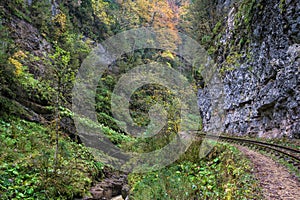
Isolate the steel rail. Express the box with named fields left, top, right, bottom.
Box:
left=189, top=132, right=300, bottom=164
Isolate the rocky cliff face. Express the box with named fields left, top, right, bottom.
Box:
left=199, top=0, right=300, bottom=138
left=1, top=15, right=51, bottom=122
left=0, top=2, right=76, bottom=136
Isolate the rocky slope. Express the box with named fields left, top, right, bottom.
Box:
left=198, top=0, right=300, bottom=138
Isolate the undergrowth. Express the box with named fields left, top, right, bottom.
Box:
left=128, top=140, right=263, bottom=200
left=0, top=117, right=103, bottom=199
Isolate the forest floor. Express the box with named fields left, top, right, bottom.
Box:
left=236, top=146, right=300, bottom=200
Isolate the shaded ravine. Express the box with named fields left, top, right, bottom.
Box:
left=236, top=145, right=300, bottom=200
left=77, top=167, right=129, bottom=200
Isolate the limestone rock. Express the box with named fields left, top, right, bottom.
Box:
left=197, top=0, right=300, bottom=138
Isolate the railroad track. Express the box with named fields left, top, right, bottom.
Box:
left=193, top=132, right=300, bottom=169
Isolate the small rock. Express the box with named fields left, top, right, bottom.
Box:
left=121, top=185, right=130, bottom=199
left=90, top=187, right=104, bottom=199
left=111, top=195, right=124, bottom=200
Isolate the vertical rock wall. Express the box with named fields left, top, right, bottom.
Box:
left=198, top=0, right=300, bottom=138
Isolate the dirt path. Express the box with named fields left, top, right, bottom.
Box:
left=236, top=146, right=300, bottom=200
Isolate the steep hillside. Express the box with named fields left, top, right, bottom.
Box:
left=0, top=0, right=141, bottom=142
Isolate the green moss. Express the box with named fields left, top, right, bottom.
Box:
left=0, top=96, right=29, bottom=118
left=212, top=21, right=222, bottom=35
left=219, top=65, right=235, bottom=76
left=215, top=0, right=259, bottom=76
left=201, top=35, right=212, bottom=44
left=279, top=0, right=286, bottom=13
